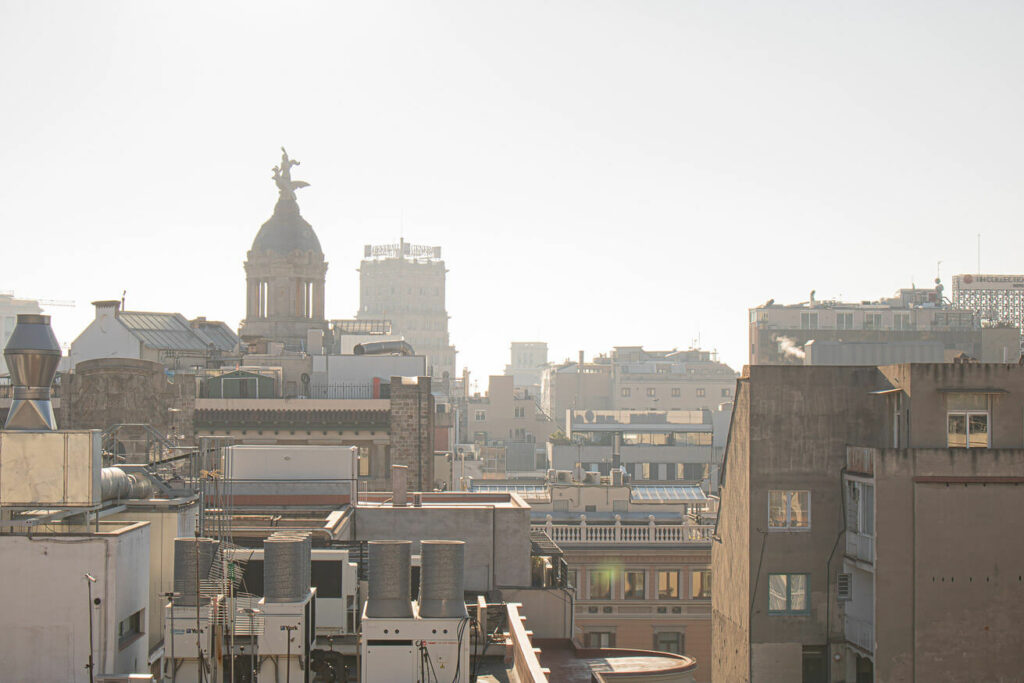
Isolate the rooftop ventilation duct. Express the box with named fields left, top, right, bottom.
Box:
left=3, top=314, right=61, bottom=430
left=419, top=540, right=468, bottom=618
left=366, top=540, right=413, bottom=618
left=353, top=340, right=415, bottom=356
left=173, top=537, right=217, bottom=606
left=264, top=531, right=312, bottom=602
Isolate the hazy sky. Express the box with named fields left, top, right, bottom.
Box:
left=3, top=1, right=1024, bottom=380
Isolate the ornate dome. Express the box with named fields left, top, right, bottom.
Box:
left=250, top=197, right=323, bottom=256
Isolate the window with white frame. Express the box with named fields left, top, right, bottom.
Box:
left=657, top=570, right=680, bottom=599
left=836, top=312, right=854, bottom=329
left=475, top=410, right=487, bottom=422
left=947, top=393, right=989, bottom=448
left=768, top=490, right=810, bottom=530
left=846, top=480, right=874, bottom=536
left=800, top=312, right=818, bottom=329
left=624, top=570, right=646, bottom=599
left=691, top=569, right=711, bottom=599
left=621, top=388, right=631, bottom=397
left=768, top=573, right=809, bottom=614
left=589, top=569, right=613, bottom=600
left=646, top=387, right=656, bottom=398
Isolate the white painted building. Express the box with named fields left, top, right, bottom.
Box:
left=69, top=300, right=239, bottom=371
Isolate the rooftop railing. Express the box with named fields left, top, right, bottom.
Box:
left=534, top=515, right=713, bottom=545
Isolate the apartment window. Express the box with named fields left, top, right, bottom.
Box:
left=691, top=569, right=711, bottom=599
left=585, top=632, right=616, bottom=648
left=641, top=463, right=651, bottom=480
left=621, top=388, right=631, bottom=397
left=864, top=313, right=883, bottom=330
left=846, top=481, right=874, bottom=536
left=721, top=388, right=732, bottom=397
left=657, top=570, right=680, bottom=599
left=654, top=631, right=684, bottom=655
left=671, top=388, right=681, bottom=398
left=893, top=313, right=912, bottom=330
left=514, top=406, right=526, bottom=418
left=646, top=387, right=656, bottom=398
left=258, top=280, right=269, bottom=318
left=696, top=388, right=705, bottom=397
left=800, top=312, right=818, bottom=330
left=836, top=312, right=854, bottom=330
left=117, top=609, right=144, bottom=648
left=623, top=570, right=646, bottom=599
left=589, top=569, right=613, bottom=600
left=475, top=410, right=487, bottom=422
left=947, top=393, right=989, bottom=448
left=768, top=490, right=811, bottom=530
left=567, top=569, right=578, bottom=589
left=768, top=573, right=809, bottom=614
left=681, top=463, right=708, bottom=481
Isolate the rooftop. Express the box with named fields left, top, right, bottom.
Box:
left=535, top=639, right=697, bottom=682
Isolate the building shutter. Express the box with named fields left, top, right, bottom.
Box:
left=837, top=573, right=852, bottom=601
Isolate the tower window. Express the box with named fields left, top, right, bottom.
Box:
left=258, top=281, right=269, bottom=318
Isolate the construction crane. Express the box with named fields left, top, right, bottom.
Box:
left=0, top=291, right=75, bottom=307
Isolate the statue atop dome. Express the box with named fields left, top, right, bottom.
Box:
left=272, top=147, right=310, bottom=200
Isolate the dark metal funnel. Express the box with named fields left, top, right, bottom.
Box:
left=4, top=314, right=60, bottom=430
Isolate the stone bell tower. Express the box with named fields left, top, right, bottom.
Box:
left=239, top=148, right=328, bottom=350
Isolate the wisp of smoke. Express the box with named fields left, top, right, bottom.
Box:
left=777, top=336, right=806, bottom=360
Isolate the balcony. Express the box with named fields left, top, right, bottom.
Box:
left=846, top=532, right=874, bottom=565
left=534, top=516, right=713, bottom=545
left=845, top=614, right=874, bottom=653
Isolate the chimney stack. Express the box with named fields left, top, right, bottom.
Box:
left=392, top=464, right=408, bottom=506
left=3, top=314, right=61, bottom=431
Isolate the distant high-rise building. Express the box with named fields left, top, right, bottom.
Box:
left=357, top=239, right=456, bottom=383
left=952, top=273, right=1024, bottom=351
left=239, top=149, right=328, bottom=351
left=504, top=341, right=548, bottom=389
left=749, top=281, right=1020, bottom=365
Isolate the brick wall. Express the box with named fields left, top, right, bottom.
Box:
left=386, top=375, right=435, bottom=491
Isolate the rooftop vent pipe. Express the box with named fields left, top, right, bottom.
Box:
left=3, top=314, right=60, bottom=430
left=392, top=464, right=408, bottom=506
left=419, top=540, right=468, bottom=618
left=173, top=537, right=217, bottom=606
left=264, top=531, right=312, bottom=602
left=366, top=540, right=413, bottom=618
left=353, top=340, right=415, bottom=356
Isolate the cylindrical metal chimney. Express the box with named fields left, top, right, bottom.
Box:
left=392, top=464, right=408, bottom=506
left=366, top=540, right=413, bottom=618
left=264, top=532, right=312, bottom=602
left=419, top=540, right=468, bottom=618
left=3, top=314, right=61, bottom=430
left=172, top=537, right=217, bottom=606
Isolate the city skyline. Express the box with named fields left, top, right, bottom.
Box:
left=4, top=1, right=1024, bottom=377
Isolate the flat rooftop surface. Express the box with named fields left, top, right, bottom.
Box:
left=535, top=639, right=695, bottom=682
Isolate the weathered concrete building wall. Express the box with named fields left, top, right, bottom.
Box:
left=353, top=500, right=531, bottom=591
left=712, top=376, right=751, bottom=682
left=714, top=366, right=889, bottom=682
left=0, top=522, right=151, bottom=681
left=870, top=448, right=1024, bottom=683
left=387, top=375, right=435, bottom=490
